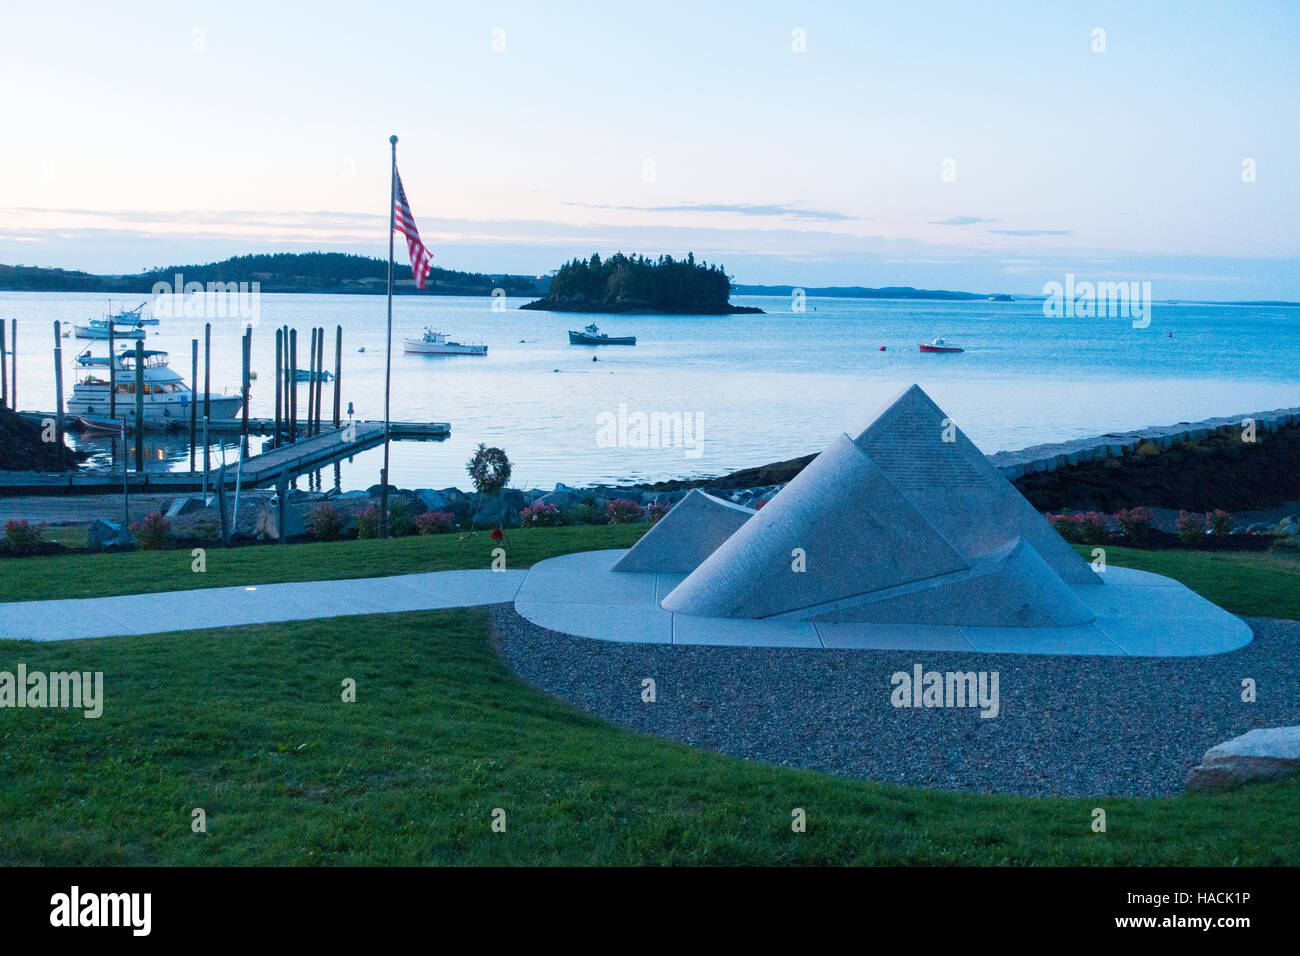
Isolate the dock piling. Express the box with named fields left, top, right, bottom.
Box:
left=133, top=339, right=145, bottom=473
left=274, top=328, right=283, bottom=446
left=9, top=318, right=16, bottom=409
left=189, top=339, right=198, bottom=470
left=0, top=319, right=6, bottom=409
left=306, top=327, right=318, bottom=438
left=108, top=320, right=116, bottom=419
left=332, top=324, right=342, bottom=428
left=203, top=323, right=211, bottom=477
left=52, top=321, right=65, bottom=470
left=288, top=328, right=298, bottom=443
left=309, top=327, right=319, bottom=434
left=240, top=327, right=251, bottom=455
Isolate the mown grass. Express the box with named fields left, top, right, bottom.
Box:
left=1071, top=543, right=1300, bottom=620
left=0, top=524, right=647, bottom=602
left=4, top=526, right=1297, bottom=624
left=2, top=608, right=1296, bottom=866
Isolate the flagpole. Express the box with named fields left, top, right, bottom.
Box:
left=381, top=134, right=397, bottom=539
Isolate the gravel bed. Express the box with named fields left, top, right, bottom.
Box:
left=488, top=607, right=1299, bottom=798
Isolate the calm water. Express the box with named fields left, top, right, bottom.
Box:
left=2, top=291, right=1298, bottom=490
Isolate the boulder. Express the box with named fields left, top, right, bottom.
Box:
left=255, top=502, right=307, bottom=541
left=537, top=490, right=575, bottom=509
left=414, top=488, right=449, bottom=513
left=86, top=519, right=135, bottom=551
left=164, top=496, right=207, bottom=519
left=1185, top=727, right=1300, bottom=792
left=365, top=483, right=402, bottom=498
left=436, top=487, right=471, bottom=520
left=469, top=488, right=525, bottom=528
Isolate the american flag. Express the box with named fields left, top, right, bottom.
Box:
left=393, top=168, right=433, bottom=289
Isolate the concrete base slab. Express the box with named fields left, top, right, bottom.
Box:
left=674, top=615, right=822, bottom=648
left=510, top=549, right=1254, bottom=658
left=515, top=601, right=672, bottom=644
left=815, top=622, right=971, bottom=651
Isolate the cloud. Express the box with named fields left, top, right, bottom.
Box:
left=564, top=201, right=854, bottom=222
left=988, top=228, right=1071, bottom=237
left=928, top=216, right=996, bottom=226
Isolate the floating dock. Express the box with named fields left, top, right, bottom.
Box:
left=0, top=420, right=448, bottom=495
left=16, top=411, right=448, bottom=440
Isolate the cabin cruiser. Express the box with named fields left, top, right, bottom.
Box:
left=402, top=327, right=488, bottom=355
left=66, top=348, right=243, bottom=427
left=918, top=337, right=964, bottom=353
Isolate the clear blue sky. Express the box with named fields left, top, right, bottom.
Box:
left=1, top=0, right=1297, bottom=298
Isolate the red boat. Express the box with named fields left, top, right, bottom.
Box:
left=919, top=338, right=964, bottom=353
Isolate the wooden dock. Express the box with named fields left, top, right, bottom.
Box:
left=0, top=421, right=431, bottom=495
left=16, top=411, right=449, bottom=440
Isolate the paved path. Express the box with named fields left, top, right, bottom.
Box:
left=0, top=570, right=526, bottom=642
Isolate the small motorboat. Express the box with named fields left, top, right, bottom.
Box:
left=919, top=337, right=964, bottom=353
left=77, top=416, right=132, bottom=435
left=74, top=320, right=147, bottom=341
left=568, top=323, right=636, bottom=346
left=294, top=368, right=334, bottom=383
left=403, top=327, right=487, bottom=355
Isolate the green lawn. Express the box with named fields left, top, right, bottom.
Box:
left=3, top=608, right=1297, bottom=865
left=2, top=529, right=1298, bottom=865
left=0, top=524, right=647, bottom=602
left=1070, top=543, right=1300, bottom=620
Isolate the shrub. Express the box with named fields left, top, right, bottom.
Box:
left=3, top=519, right=46, bottom=556
left=1176, top=510, right=1206, bottom=546
left=309, top=504, right=344, bottom=541
left=1207, top=509, right=1233, bottom=536
left=1047, top=513, right=1082, bottom=543
left=1076, top=511, right=1109, bottom=545
left=566, top=503, right=603, bottom=525
left=607, top=499, right=645, bottom=524
left=414, top=511, right=456, bottom=535
left=1115, top=507, right=1154, bottom=544
left=131, top=512, right=171, bottom=551
left=646, top=502, right=670, bottom=525
left=388, top=501, right=415, bottom=537
left=355, top=505, right=380, bottom=539
left=519, top=502, right=562, bottom=528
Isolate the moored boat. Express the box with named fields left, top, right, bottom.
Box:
left=568, top=322, right=636, bottom=346
left=67, top=348, right=243, bottom=426
left=74, top=320, right=147, bottom=340
left=402, top=327, right=487, bottom=355
left=919, top=337, right=964, bottom=353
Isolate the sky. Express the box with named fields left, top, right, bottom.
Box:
left=1, top=0, right=1297, bottom=298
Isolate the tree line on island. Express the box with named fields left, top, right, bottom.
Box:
left=520, top=251, right=762, bottom=314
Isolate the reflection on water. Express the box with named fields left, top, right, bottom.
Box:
left=7, top=291, right=1298, bottom=490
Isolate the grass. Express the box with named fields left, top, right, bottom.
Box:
left=2, top=528, right=1297, bottom=864
left=0, top=524, right=648, bottom=602
left=2, top=608, right=1297, bottom=865
left=1071, top=543, right=1300, bottom=620
left=4, top=525, right=1297, bottom=623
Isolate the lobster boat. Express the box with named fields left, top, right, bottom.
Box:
left=919, top=338, right=964, bottom=353
left=568, top=323, right=636, bottom=346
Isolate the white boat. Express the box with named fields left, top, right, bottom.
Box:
left=74, top=319, right=146, bottom=340
left=66, top=348, right=243, bottom=426
left=402, top=327, right=487, bottom=356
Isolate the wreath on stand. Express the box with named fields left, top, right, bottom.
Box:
left=465, top=443, right=512, bottom=542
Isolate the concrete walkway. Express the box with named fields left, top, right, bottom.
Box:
left=0, top=570, right=527, bottom=642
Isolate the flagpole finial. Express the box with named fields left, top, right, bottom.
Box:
left=389, top=135, right=398, bottom=145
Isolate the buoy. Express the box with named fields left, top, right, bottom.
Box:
left=879, top=345, right=887, bottom=351
left=592, top=355, right=597, bottom=362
